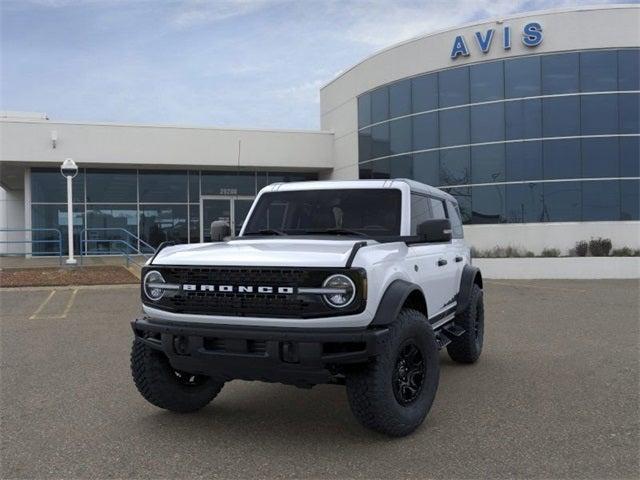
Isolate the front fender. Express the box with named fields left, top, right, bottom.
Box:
left=370, top=279, right=425, bottom=326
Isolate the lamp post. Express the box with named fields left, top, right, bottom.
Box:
left=60, top=158, right=78, bottom=265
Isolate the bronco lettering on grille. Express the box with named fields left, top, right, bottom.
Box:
left=182, top=284, right=295, bottom=294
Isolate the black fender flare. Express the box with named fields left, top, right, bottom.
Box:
left=370, top=279, right=426, bottom=326
left=456, top=265, right=483, bottom=315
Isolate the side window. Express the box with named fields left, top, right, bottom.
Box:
left=410, top=194, right=432, bottom=234
left=429, top=198, right=447, bottom=219
left=447, top=200, right=464, bottom=238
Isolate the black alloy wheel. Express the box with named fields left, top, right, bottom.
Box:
left=173, top=370, right=209, bottom=387
left=392, top=340, right=425, bottom=406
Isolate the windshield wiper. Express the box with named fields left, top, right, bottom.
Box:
left=244, top=228, right=287, bottom=236
left=304, top=228, right=369, bottom=238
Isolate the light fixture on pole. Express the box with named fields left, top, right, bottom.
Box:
left=60, top=158, right=78, bottom=265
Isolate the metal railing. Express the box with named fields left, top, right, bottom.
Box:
left=79, top=228, right=156, bottom=267
left=0, top=228, right=64, bottom=264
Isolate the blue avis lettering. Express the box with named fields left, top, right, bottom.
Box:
left=451, top=22, right=542, bottom=59
left=522, top=22, right=543, bottom=47
left=475, top=29, right=494, bottom=53
left=450, top=35, right=470, bottom=58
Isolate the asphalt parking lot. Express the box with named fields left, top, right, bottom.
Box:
left=1, top=280, right=638, bottom=479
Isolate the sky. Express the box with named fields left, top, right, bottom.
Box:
left=0, top=0, right=631, bottom=130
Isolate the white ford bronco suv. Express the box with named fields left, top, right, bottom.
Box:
left=131, top=179, right=484, bottom=436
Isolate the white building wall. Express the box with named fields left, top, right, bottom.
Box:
left=0, top=120, right=335, bottom=171
left=0, top=186, right=26, bottom=254
left=321, top=98, right=359, bottom=180
left=474, top=257, right=640, bottom=279
left=465, top=221, right=640, bottom=255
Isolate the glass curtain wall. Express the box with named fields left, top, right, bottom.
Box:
left=358, top=48, right=640, bottom=224
left=31, top=168, right=316, bottom=255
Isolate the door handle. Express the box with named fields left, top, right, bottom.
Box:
left=437, top=258, right=447, bottom=267
left=455, top=256, right=464, bottom=262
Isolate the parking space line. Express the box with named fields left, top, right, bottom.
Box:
left=29, top=288, right=79, bottom=320
left=29, top=290, right=56, bottom=319
left=58, top=288, right=79, bottom=318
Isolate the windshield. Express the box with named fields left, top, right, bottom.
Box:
left=242, top=189, right=402, bottom=237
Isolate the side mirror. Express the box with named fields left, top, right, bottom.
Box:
left=416, top=219, right=452, bottom=243
left=210, top=220, right=231, bottom=242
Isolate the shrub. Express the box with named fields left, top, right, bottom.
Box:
left=589, top=237, right=612, bottom=257
left=494, top=246, right=515, bottom=258
left=472, top=246, right=535, bottom=258
left=574, top=241, right=589, bottom=257
left=610, top=247, right=640, bottom=257
left=471, top=241, right=636, bottom=258
left=506, top=246, right=533, bottom=258
left=484, top=246, right=503, bottom=258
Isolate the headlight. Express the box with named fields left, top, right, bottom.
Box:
left=322, top=274, right=356, bottom=308
left=143, top=270, right=166, bottom=301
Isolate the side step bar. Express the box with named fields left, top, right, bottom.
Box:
left=435, top=331, right=452, bottom=349
left=443, top=323, right=465, bottom=337
left=431, top=314, right=466, bottom=350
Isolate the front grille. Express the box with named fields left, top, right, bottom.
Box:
left=165, top=267, right=311, bottom=286
left=142, top=266, right=366, bottom=319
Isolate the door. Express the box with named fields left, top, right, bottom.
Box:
left=426, top=196, right=459, bottom=313
left=406, top=194, right=458, bottom=318
left=408, top=244, right=457, bottom=318
left=445, top=199, right=468, bottom=288
left=200, top=196, right=254, bottom=242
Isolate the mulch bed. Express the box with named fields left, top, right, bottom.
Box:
left=0, top=266, right=139, bottom=288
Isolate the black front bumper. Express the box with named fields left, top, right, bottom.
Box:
left=131, top=317, right=389, bottom=387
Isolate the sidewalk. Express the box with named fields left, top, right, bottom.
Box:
left=0, top=255, right=148, bottom=269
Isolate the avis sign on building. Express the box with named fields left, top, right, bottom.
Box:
left=450, top=22, right=543, bottom=59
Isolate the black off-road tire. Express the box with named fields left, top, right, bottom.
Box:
left=131, top=339, right=224, bottom=413
left=447, top=283, right=484, bottom=364
left=345, top=309, right=440, bottom=437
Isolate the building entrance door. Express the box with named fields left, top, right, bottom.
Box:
left=200, top=196, right=254, bottom=242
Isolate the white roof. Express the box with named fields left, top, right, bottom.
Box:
left=263, top=179, right=457, bottom=203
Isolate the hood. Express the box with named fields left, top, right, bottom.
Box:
left=151, top=238, right=370, bottom=267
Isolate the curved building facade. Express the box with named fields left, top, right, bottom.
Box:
left=321, top=5, right=639, bottom=252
